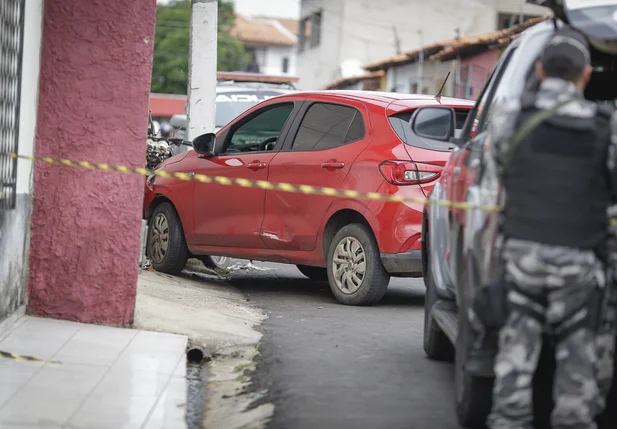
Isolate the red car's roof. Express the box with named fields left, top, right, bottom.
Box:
left=274, top=90, right=475, bottom=109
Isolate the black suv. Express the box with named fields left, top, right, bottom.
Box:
left=421, top=1, right=617, bottom=427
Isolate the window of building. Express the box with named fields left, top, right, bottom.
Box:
left=282, top=57, right=289, bottom=74
left=0, top=0, right=25, bottom=210
left=244, top=47, right=260, bottom=73
left=244, top=47, right=266, bottom=73
left=310, top=11, right=322, bottom=48
left=291, top=103, right=365, bottom=151
left=299, top=17, right=309, bottom=52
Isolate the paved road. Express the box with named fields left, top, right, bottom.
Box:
left=219, top=261, right=461, bottom=429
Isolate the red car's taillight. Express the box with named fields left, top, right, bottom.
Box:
left=378, top=160, right=441, bottom=186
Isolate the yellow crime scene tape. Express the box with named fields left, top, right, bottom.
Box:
left=0, top=350, right=61, bottom=364
left=3, top=153, right=503, bottom=212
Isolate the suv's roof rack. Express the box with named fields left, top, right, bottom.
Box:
left=216, top=80, right=297, bottom=90
left=216, top=72, right=299, bottom=89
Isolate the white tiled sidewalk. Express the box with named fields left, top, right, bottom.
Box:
left=0, top=316, right=188, bottom=429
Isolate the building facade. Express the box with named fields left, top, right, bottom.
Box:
left=351, top=17, right=545, bottom=100
left=232, top=16, right=299, bottom=77
left=455, top=50, right=500, bottom=100
left=297, top=0, right=549, bottom=90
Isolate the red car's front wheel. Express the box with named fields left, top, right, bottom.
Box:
left=147, top=202, right=189, bottom=275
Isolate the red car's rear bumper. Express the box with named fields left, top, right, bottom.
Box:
left=380, top=250, right=423, bottom=277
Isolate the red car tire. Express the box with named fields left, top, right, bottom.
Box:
left=326, top=223, right=390, bottom=306
left=147, top=202, right=189, bottom=275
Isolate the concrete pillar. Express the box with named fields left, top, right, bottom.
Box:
left=27, top=0, right=157, bottom=325
left=186, top=0, right=218, bottom=142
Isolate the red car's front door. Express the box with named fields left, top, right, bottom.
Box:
left=260, top=99, right=370, bottom=251
left=190, top=101, right=300, bottom=248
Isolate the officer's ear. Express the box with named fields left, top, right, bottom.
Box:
left=535, top=61, right=546, bottom=82
left=578, top=63, right=593, bottom=89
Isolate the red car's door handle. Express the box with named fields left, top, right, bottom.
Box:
left=321, top=161, right=345, bottom=169
left=246, top=161, right=267, bottom=170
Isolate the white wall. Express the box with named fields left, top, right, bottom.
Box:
left=299, top=0, right=548, bottom=90
left=231, top=0, right=300, bottom=19
left=297, top=0, right=345, bottom=90
left=16, top=0, right=43, bottom=194
left=262, top=45, right=297, bottom=76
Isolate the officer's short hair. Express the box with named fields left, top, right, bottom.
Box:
left=540, top=28, right=591, bottom=82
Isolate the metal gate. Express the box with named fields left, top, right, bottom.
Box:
left=0, top=0, right=25, bottom=211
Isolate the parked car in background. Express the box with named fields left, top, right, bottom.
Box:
left=169, top=72, right=298, bottom=142
left=144, top=90, right=473, bottom=306
left=421, top=1, right=617, bottom=427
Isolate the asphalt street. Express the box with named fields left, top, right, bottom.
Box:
left=219, top=261, right=461, bottom=429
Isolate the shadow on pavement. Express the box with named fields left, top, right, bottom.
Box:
left=197, top=263, right=426, bottom=308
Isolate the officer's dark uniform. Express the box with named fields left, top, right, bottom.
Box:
left=485, top=29, right=617, bottom=429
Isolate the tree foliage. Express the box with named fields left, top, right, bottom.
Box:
left=151, top=0, right=249, bottom=94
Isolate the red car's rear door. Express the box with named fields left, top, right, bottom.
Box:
left=260, top=99, right=370, bottom=251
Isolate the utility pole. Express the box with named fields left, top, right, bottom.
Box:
left=519, top=0, right=524, bottom=24
left=392, top=25, right=401, bottom=55
left=453, top=28, right=460, bottom=97
left=418, top=30, right=424, bottom=94
left=186, top=0, right=218, bottom=147
left=391, top=25, right=401, bottom=92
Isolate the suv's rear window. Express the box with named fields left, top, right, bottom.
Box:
left=389, top=108, right=470, bottom=150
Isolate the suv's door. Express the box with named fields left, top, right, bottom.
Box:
left=456, top=22, right=555, bottom=299
left=190, top=99, right=303, bottom=248
left=260, top=98, right=370, bottom=251
left=440, top=46, right=519, bottom=297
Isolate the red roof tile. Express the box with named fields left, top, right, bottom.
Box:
left=429, top=16, right=548, bottom=61
left=364, top=16, right=549, bottom=71
left=231, top=16, right=296, bottom=46
left=324, top=71, right=385, bottom=90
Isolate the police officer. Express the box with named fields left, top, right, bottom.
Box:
left=485, top=28, right=617, bottom=429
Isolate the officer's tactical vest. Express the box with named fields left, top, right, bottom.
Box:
left=503, top=94, right=613, bottom=250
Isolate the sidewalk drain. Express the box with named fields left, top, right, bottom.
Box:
left=187, top=348, right=205, bottom=364
left=186, top=358, right=208, bottom=429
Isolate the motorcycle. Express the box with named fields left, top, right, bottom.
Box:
left=146, top=111, right=191, bottom=170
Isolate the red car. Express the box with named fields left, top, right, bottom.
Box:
left=144, top=90, right=473, bottom=306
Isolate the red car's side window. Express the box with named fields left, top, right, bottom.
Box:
left=222, top=103, right=295, bottom=154
left=290, top=102, right=365, bottom=152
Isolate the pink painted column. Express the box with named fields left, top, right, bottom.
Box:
left=28, top=0, right=156, bottom=324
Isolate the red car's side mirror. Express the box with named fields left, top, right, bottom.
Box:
left=192, top=133, right=216, bottom=157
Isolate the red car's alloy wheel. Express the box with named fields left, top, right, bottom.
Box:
left=332, top=237, right=367, bottom=295
left=149, top=213, right=169, bottom=264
